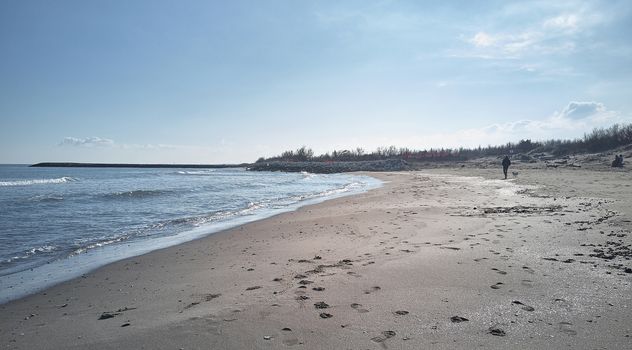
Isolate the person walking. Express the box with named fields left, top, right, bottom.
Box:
left=502, top=155, right=511, bottom=179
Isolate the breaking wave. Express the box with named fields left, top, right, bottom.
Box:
left=102, top=189, right=172, bottom=199
left=0, top=177, right=77, bottom=187
left=4, top=245, right=58, bottom=264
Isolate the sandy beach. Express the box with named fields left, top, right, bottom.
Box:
left=1, top=166, right=631, bottom=349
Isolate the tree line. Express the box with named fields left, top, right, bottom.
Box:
left=256, top=124, right=632, bottom=163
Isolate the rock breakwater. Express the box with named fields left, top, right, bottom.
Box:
left=249, top=159, right=409, bottom=173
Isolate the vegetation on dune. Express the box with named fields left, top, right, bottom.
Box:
left=256, top=124, right=632, bottom=163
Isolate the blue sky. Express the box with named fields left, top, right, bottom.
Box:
left=1, top=0, right=631, bottom=163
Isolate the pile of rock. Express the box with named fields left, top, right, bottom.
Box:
left=248, top=159, right=410, bottom=174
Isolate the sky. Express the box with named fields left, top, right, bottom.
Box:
left=1, top=0, right=631, bottom=164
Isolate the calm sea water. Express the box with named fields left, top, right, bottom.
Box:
left=0, top=165, right=380, bottom=303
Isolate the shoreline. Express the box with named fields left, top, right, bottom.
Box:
left=0, top=174, right=382, bottom=304
left=1, top=168, right=631, bottom=349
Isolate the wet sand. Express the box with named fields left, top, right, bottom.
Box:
left=1, top=167, right=631, bottom=349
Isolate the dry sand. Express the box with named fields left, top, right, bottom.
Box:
left=1, top=166, right=631, bottom=349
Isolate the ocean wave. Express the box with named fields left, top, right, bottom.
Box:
left=71, top=236, right=128, bottom=255
left=5, top=245, right=58, bottom=263
left=102, top=189, right=171, bottom=199
left=300, top=171, right=317, bottom=179
left=28, top=194, right=64, bottom=202
left=0, top=177, right=77, bottom=187
left=275, top=181, right=361, bottom=205
left=174, top=170, right=217, bottom=176
left=149, top=212, right=230, bottom=229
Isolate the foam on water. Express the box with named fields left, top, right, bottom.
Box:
left=0, top=176, right=77, bottom=186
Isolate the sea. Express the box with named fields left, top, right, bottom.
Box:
left=0, top=165, right=381, bottom=303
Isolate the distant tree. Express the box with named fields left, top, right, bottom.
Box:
left=258, top=123, right=632, bottom=163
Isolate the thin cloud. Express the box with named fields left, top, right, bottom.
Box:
left=543, top=14, right=580, bottom=32
left=59, top=137, right=114, bottom=147
left=58, top=137, right=224, bottom=154
left=470, top=32, right=496, bottom=47
left=462, top=5, right=608, bottom=60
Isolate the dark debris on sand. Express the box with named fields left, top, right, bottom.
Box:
left=314, top=301, right=330, bottom=309
left=450, top=316, right=469, bottom=323
left=488, top=327, right=506, bottom=336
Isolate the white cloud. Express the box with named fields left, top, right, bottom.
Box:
left=376, top=101, right=628, bottom=150
left=470, top=32, right=496, bottom=47
left=59, top=137, right=114, bottom=147
left=462, top=5, right=608, bottom=60
left=557, top=101, right=606, bottom=120
left=543, top=14, right=580, bottom=32
left=477, top=101, right=620, bottom=140
left=58, top=137, right=204, bottom=151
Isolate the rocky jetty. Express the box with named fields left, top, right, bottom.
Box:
left=248, top=159, right=410, bottom=173
left=30, top=162, right=248, bottom=169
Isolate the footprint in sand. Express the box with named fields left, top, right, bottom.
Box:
left=512, top=300, right=535, bottom=311
left=282, top=338, right=300, bottom=346
left=553, top=298, right=572, bottom=311
left=522, top=266, right=535, bottom=274
left=521, top=279, right=534, bottom=288
left=490, top=282, right=504, bottom=289
left=350, top=303, right=369, bottom=313
left=314, top=301, right=329, bottom=309
left=488, top=326, right=506, bottom=336
left=558, top=322, right=577, bottom=336
left=371, top=330, right=396, bottom=343
left=450, top=316, right=469, bottom=323
left=363, top=286, right=381, bottom=294
left=491, top=268, right=508, bottom=275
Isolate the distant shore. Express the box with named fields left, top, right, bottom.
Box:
left=30, top=162, right=249, bottom=169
